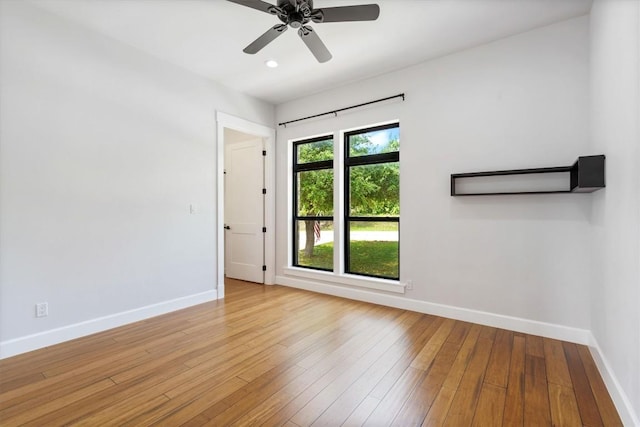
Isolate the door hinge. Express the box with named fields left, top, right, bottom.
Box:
left=262, top=227, right=267, bottom=233
left=262, top=188, right=267, bottom=194
left=262, top=265, right=267, bottom=271
left=262, top=150, right=267, bottom=156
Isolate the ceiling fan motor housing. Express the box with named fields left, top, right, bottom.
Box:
left=274, top=0, right=320, bottom=28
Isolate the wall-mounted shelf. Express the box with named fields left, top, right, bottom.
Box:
left=451, top=155, right=605, bottom=196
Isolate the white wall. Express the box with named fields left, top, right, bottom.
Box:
left=589, top=0, right=640, bottom=423
left=276, top=16, right=592, bottom=333
left=0, top=1, right=274, bottom=356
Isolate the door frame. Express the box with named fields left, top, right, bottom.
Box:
left=216, top=112, right=276, bottom=298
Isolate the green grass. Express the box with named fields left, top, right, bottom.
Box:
left=297, top=241, right=398, bottom=279
left=349, top=241, right=399, bottom=278
left=349, top=222, right=398, bottom=232
left=297, top=243, right=333, bottom=270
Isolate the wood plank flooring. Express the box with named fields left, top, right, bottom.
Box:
left=0, top=279, right=622, bottom=426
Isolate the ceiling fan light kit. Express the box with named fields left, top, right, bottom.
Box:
left=228, top=0, right=380, bottom=63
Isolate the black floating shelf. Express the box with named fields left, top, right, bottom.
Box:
left=451, top=155, right=605, bottom=196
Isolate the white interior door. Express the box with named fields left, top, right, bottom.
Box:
left=224, top=137, right=264, bottom=283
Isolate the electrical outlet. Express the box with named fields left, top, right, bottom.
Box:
left=36, top=302, right=48, bottom=318
left=405, top=280, right=413, bottom=290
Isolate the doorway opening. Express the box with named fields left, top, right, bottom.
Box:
left=216, top=112, right=276, bottom=298
left=224, top=129, right=265, bottom=284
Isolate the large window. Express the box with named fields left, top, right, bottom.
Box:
left=291, top=123, right=399, bottom=281
left=345, top=123, right=399, bottom=279
left=292, top=135, right=334, bottom=271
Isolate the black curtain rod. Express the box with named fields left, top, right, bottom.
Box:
left=278, top=93, right=405, bottom=127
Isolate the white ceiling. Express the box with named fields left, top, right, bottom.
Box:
left=31, top=0, right=592, bottom=105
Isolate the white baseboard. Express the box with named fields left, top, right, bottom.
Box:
left=0, top=290, right=218, bottom=359
left=275, top=275, right=591, bottom=345
left=588, top=335, right=640, bottom=427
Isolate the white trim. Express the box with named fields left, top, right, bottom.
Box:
left=216, top=112, right=277, bottom=296
left=588, top=335, right=640, bottom=426
left=0, top=290, right=217, bottom=359
left=276, top=274, right=591, bottom=344
left=283, top=267, right=405, bottom=294
left=334, top=130, right=345, bottom=274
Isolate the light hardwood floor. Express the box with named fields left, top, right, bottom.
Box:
left=0, top=279, right=622, bottom=426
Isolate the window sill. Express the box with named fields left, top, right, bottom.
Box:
left=283, top=267, right=405, bottom=294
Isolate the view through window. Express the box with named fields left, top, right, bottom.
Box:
left=293, top=135, right=334, bottom=271
left=292, top=123, right=399, bottom=280
left=345, top=123, right=399, bottom=279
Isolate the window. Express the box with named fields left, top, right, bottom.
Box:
left=291, top=123, right=399, bottom=281
left=345, top=123, right=399, bottom=279
left=292, top=135, right=334, bottom=271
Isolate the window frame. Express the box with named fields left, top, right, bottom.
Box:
left=344, top=122, right=400, bottom=280
left=292, top=134, right=334, bottom=272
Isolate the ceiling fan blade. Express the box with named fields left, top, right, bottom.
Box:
left=314, top=4, right=380, bottom=23
left=298, top=26, right=332, bottom=63
left=227, top=0, right=278, bottom=15
left=244, top=24, right=288, bottom=54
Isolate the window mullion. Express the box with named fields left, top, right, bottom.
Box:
left=344, top=130, right=351, bottom=277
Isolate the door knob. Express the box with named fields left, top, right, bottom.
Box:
left=224, top=225, right=231, bottom=230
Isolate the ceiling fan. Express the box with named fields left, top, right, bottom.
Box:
left=227, top=0, right=380, bottom=63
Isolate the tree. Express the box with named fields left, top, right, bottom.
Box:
left=348, top=133, right=399, bottom=216
left=297, top=139, right=333, bottom=256
left=297, top=132, right=399, bottom=257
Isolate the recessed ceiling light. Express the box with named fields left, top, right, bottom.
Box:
left=265, top=59, right=278, bottom=68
